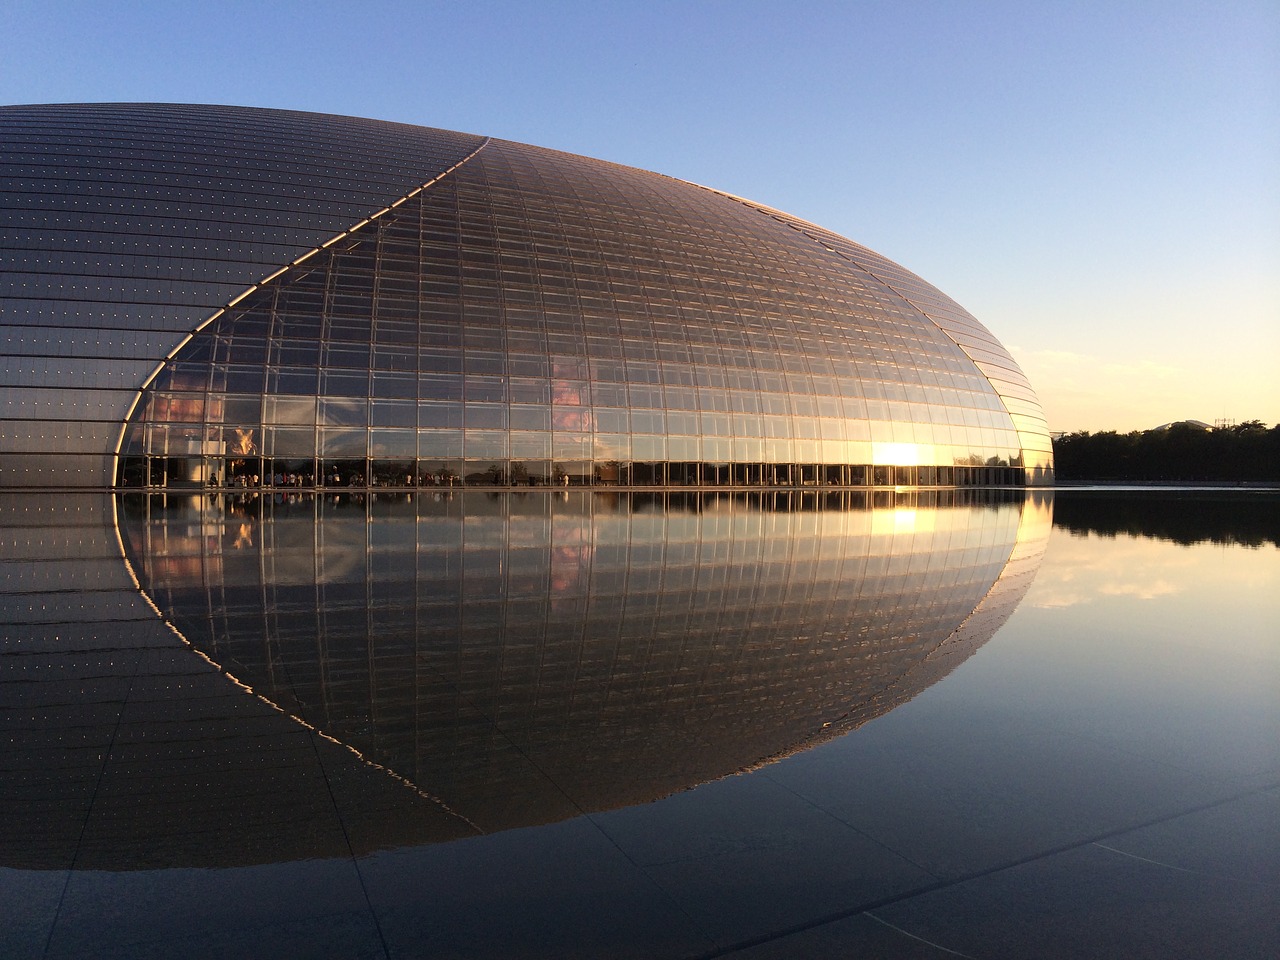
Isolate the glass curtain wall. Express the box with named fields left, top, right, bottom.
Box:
left=119, top=139, right=1031, bottom=490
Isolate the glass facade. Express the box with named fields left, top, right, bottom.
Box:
left=0, top=105, right=1054, bottom=489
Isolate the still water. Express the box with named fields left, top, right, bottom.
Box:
left=2, top=489, right=1276, bottom=959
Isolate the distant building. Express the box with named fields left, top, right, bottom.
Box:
left=0, top=104, right=1053, bottom=488
left=1152, top=420, right=1214, bottom=432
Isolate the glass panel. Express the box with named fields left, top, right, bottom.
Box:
left=320, top=428, right=366, bottom=457
left=111, top=122, right=1048, bottom=492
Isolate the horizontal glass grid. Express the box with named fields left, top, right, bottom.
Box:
left=119, top=137, right=1036, bottom=490
left=0, top=105, right=1052, bottom=489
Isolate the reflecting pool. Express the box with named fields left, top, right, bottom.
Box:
left=2, top=488, right=1276, bottom=958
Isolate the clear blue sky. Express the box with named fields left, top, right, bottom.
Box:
left=3, top=0, right=1276, bottom=432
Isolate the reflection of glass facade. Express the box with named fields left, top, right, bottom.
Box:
left=3, top=488, right=1050, bottom=867
left=0, top=104, right=1053, bottom=490
left=113, top=488, right=1047, bottom=842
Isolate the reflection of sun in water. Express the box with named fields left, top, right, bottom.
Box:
left=870, top=507, right=938, bottom=537
left=871, top=508, right=917, bottom=536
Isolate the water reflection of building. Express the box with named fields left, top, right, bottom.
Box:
left=1, top=490, right=1049, bottom=870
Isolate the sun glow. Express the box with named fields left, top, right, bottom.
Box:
left=871, top=442, right=922, bottom=466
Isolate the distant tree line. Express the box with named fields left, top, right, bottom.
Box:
left=1052, top=421, right=1280, bottom=482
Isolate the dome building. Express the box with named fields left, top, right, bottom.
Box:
left=0, top=104, right=1053, bottom=489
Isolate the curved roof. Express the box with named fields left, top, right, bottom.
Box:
left=0, top=104, right=1053, bottom=487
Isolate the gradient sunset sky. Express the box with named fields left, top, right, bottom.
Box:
left=4, top=0, right=1275, bottom=433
